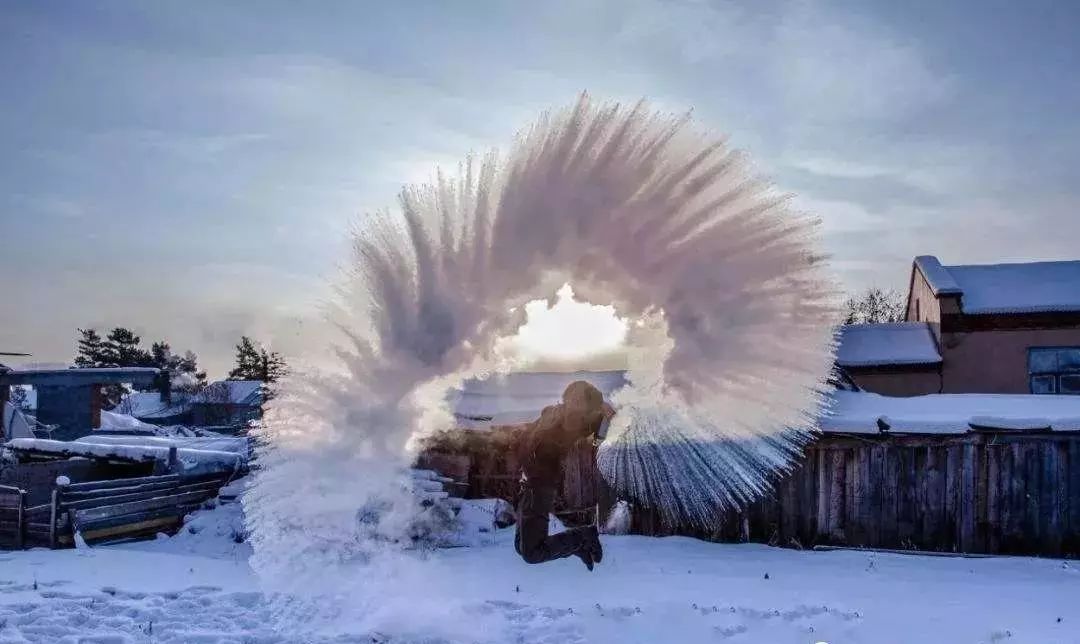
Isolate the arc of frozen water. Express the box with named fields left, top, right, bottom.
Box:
left=245, top=94, right=839, bottom=611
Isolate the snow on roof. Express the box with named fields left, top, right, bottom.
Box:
left=118, top=391, right=193, bottom=420
left=448, top=370, right=627, bottom=428
left=835, top=323, right=941, bottom=368
left=76, top=434, right=250, bottom=459
left=193, top=380, right=263, bottom=405
left=822, top=390, right=1080, bottom=435
left=946, top=261, right=1080, bottom=314
left=916, top=255, right=1080, bottom=314
left=5, top=438, right=244, bottom=473
left=98, top=410, right=165, bottom=434
left=914, top=256, right=962, bottom=295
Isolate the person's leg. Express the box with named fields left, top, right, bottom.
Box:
left=515, top=485, right=597, bottom=568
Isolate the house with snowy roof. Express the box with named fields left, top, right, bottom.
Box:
left=189, top=380, right=264, bottom=429
left=839, top=256, right=1080, bottom=396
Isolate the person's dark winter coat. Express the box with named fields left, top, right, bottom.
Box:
left=512, top=381, right=613, bottom=570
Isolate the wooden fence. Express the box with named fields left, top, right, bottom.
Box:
left=420, top=429, right=1080, bottom=557
left=0, top=484, right=27, bottom=549
left=0, top=472, right=232, bottom=549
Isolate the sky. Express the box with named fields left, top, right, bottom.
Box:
left=2, top=0, right=1078, bottom=378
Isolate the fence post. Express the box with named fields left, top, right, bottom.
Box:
left=49, top=477, right=69, bottom=549
left=167, top=446, right=179, bottom=473
left=15, top=489, right=25, bottom=550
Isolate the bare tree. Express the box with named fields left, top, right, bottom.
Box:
left=114, top=394, right=139, bottom=416
left=843, top=288, right=906, bottom=324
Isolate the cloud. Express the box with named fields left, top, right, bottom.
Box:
left=772, top=0, right=954, bottom=123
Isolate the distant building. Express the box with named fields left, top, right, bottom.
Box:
left=0, top=367, right=160, bottom=441
left=839, top=256, right=1080, bottom=396
left=190, top=380, right=264, bottom=428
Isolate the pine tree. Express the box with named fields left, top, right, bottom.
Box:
left=180, top=350, right=208, bottom=389
left=105, top=327, right=152, bottom=367
left=228, top=336, right=287, bottom=383
left=258, top=349, right=288, bottom=383
left=74, top=328, right=108, bottom=367
left=229, top=336, right=263, bottom=381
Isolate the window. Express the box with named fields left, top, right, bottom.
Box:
left=915, top=299, right=921, bottom=322
left=1029, top=347, right=1080, bottom=395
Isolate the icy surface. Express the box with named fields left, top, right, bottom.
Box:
left=823, top=390, right=1080, bottom=434
left=834, top=323, right=941, bottom=367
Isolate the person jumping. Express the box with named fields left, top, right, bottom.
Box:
left=513, top=380, right=614, bottom=571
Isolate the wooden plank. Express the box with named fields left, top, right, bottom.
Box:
left=1024, top=442, right=1041, bottom=552
left=1043, top=441, right=1062, bottom=555
left=801, top=447, right=817, bottom=544
left=986, top=443, right=1001, bottom=553
left=65, top=474, right=180, bottom=493
left=60, top=515, right=184, bottom=546
left=15, top=489, right=24, bottom=550
left=829, top=450, right=846, bottom=542
left=61, top=481, right=223, bottom=512
left=72, top=501, right=204, bottom=535
left=850, top=446, right=869, bottom=546
left=897, top=447, right=916, bottom=547
left=867, top=444, right=884, bottom=547
left=923, top=446, right=944, bottom=551
left=1070, top=441, right=1080, bottom=554
left=829, top=447, right=846, bottom=542
left=62, top=473, right=226, bottom=500
left=1007, top=442, right=1025, bottom=552
left=881, top=442, right=899, bottom=547
left=816, top=448, right=829, bottom=538
left=62, top=480, right=189, bottom=501
left=73, top=489, right=216, bottom=524
left=944, top=445, right=959, bottom=550
left=959, top=444, right=976, bottom=552
left=49, top=487, right=60, bottom=549
left=973, top=439, right=988, bottom=553
left=779, top=468, right=798, bottom=544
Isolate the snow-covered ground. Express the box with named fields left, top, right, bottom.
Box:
left=2, top=487, right=1079, bottom=643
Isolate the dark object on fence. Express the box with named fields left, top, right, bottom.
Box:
left=420, top=428, right=1080, bottom=558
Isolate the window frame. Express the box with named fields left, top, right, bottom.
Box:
left=1028, top=347, right=1080, bottom=395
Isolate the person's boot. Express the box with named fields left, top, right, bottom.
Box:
left=576, top=547, right=595, bottom=571
left=584, top=525, right=603, bottom=564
